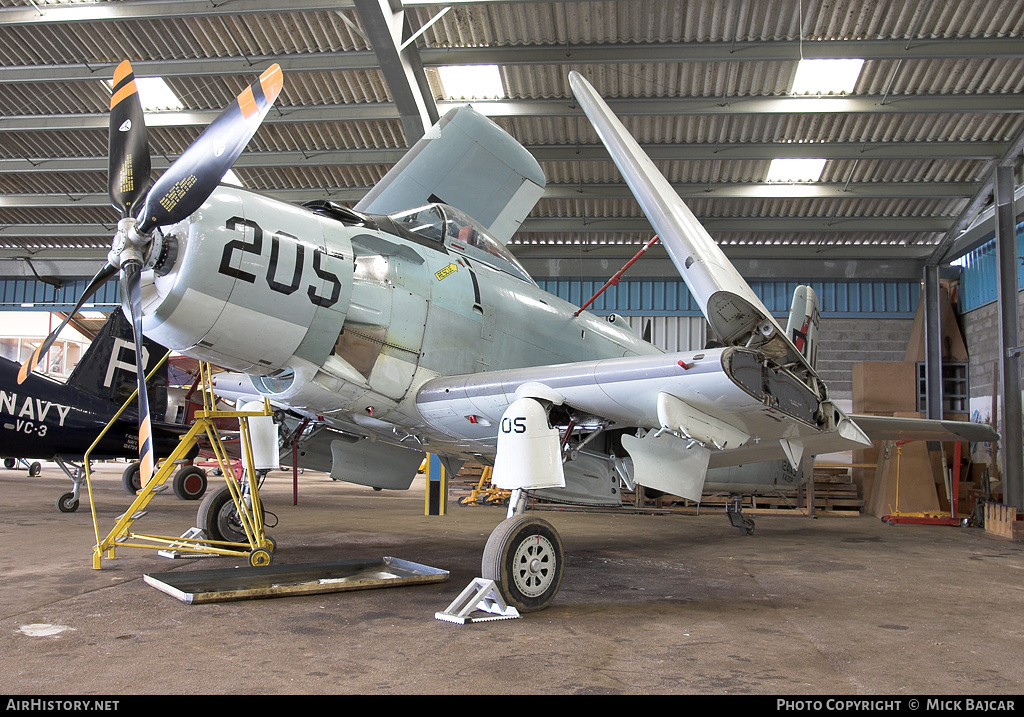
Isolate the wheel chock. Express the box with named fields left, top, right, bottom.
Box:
left=434, top=578, right=520, bottom=624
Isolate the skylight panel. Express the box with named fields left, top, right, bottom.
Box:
left=791, top=58, right=864, bottom=95
left=766, top=158, right=826, bottom=183
left=104, top=76, right=183, bottom=112
left=436, top=65, right=506, bottom=100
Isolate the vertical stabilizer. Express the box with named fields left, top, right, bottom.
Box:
left=785, top=285, right=821, bottom=370
left=66, top=311, right=169, bottom=420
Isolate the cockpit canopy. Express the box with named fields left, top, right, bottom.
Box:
left=388, top=204, right=535, bottom=284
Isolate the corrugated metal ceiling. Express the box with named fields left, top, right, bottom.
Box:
left=0, top=0, right=1021, bottom=271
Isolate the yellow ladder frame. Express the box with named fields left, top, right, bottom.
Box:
left=86, top=361, right=275, bottom=569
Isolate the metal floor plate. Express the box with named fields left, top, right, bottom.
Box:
left=144, top=557, right=449, bottom=604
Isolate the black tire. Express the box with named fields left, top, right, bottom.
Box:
left=482, top=515, right=564, bottom=613
left=28, top=461, right=41, bottom=477
left=121, top=462, right=141, bottom=494
left=172, top=465, right=208, bottom=501
left=4, top=458, right=15, bottom=470
left=56, top=492, right=79, bottom=513
left=197, top=484, right=258, bottom=544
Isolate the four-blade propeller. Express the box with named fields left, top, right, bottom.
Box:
left=19, top=60, right=283, bottom=487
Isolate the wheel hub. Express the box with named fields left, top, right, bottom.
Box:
left=512, top=534, right=556, bottom=598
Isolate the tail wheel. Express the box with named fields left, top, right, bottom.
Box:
left=57, top=492, right=79, bottom=513
left=29, top=462, right=42, bottom=477
left=482, top=515, right=564, bottom=613
left=172, top=465, right=208, bottom=501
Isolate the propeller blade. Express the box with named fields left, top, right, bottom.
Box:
left=108, top=60, right=152, bottom=217
left=119, top=261, right=155, bottom=487
left=17, top=262, right=117, bottom=384
left=136, top=63, right=283, bottom=233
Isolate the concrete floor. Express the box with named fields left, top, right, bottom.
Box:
left=2, top=461, right=1023, bottom=696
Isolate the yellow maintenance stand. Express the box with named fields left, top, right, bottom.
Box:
left=85, top=360, right=277, bottom=569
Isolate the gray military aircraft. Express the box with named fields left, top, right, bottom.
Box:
left=22, top=64, right=996, bottom=612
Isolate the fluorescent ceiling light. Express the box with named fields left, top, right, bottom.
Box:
left=791, top=58, right=864, bottom=95
left=104, top=76, right=183, bottom=112
left=766, top=158, right=826, bottom=183
left=436, top=65, right=505, bottom=99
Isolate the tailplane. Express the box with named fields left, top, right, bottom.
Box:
left=785, top=285, right=820, bottom=371
left=66, top=310, right=169, bottom=420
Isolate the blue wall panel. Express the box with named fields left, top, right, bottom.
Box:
left=0, top=277, right=120, bottom=311
left=957, top=222, right=1024, bottom=313
left=536, top=278, right=921, bottom=318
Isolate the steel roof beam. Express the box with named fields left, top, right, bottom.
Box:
left=0, top=142, right=1004, bottom=175
left=2, top=94, right=1019, bottom=135
left=0, top=181, right=979, bottom=209
left=2, top=37, right=1020, bottom=85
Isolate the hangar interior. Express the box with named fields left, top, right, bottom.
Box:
left=0, top=0, right=1022, bottom=518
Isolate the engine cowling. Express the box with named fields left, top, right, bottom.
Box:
left=140, top=186, right=354, bottom=375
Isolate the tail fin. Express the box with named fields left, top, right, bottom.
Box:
left=785, top=285, right=820, bottom=370
left=66, top=311, right=169, bottom=420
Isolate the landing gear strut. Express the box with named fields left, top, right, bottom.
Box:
left=726, top=494, right=755, bottom=535
left=481, top=488, right=565, bottom=613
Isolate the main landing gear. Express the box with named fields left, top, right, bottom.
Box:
left=481, top=489, right=565, bottom=613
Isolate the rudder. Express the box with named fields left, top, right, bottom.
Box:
left=785, top=285, right=820, bottom=370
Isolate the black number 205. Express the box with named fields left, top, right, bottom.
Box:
left=219, top=217, right=342, bottom=308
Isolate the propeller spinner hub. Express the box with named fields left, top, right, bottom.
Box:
left=109, top=217, right=150, bottom=268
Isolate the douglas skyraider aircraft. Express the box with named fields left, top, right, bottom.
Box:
left=21, top=63, right=996, bottom=612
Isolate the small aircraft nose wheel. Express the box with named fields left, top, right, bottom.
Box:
left=248, top=548, right=273, bottom=567
left=482, top=515, right=564, bottom=613
left=56, top=492, right=79, bottom=513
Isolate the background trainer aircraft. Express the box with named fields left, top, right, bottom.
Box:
left=2, top=310, right=204, bottom=512
left=21, top=64, right=996, bottom=612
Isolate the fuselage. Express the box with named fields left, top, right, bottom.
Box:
left=140, top=186, right=659, bottom=458
left=0, top=357, right=183, bottom=461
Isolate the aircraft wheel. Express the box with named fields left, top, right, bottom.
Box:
left=197, top=485, right=258, bottom=544
left=482, top=515, right=564, bottom=613
left=121, top=462, right=141, bottom=494
left=172, top=465, right=208, bottom=501
left=57, top=492, right=79, bottom=513
left=4, top=458, right=16, bottom=469
left=29, top=461, right=41, bottom=477
left=248, top=548, right=273, bottom=567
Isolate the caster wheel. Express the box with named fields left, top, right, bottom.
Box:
left=249, top=548, right=273, bottom=567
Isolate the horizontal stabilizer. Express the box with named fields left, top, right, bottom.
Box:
left=851, top=414, right=998, bottom=444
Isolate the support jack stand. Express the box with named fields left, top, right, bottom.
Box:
left=435, top=578, right=521, bottom=624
